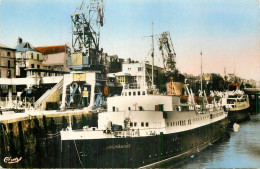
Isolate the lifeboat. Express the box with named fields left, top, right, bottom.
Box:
left=194, top=96, right=203, bottom=104
left=207, top=96, right=214, bottom=103
left=180, top=95, right=188, bottom=103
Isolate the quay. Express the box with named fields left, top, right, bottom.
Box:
left=0, top=109, right=92, bottom=124
left=0, top=109, right=98, bottom=168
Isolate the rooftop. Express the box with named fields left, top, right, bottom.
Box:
left=0, top=43, right=15, bottom=50
left=16, top=42, right=39, bottom=52
left=35, top=45, right=66, bottom=55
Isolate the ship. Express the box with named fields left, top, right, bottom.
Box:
left=60, top=72, right=229, bottom=168
left=222, top=90, right=250, bottom=124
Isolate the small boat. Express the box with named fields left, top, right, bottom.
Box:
left=222, top=90, right=250, bottom=124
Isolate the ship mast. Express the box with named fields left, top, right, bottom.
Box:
left=200, top=50, right=203, bottom=95
left=151, top=22, right=154, bottom=88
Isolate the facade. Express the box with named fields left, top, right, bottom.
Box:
left=109, top=62, right=163, bottom=88
left=101, top=53, right=123, bottom=73
left=0, top=43, right=16, bottom=95
left=35, top=45, right=70, bottom=72
left=185, top=73, right=225, bottom=94
left=15, top=37, right=43, bottom=77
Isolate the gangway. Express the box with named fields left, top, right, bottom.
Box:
left=34, top=78, right=64, bottom=110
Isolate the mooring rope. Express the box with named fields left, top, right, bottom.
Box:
left=74, top=140, right=83, bottom=167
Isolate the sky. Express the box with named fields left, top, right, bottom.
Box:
left=0, top=0, right=259, bottom=81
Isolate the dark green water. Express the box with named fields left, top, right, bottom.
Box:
left=171, top=113, right=260, bottom=168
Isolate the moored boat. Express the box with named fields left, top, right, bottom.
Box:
left=60, top=81, right=228, bottom=168
left=222, top=90, right=250, bottom=124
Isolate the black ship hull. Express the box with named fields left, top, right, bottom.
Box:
left=228, top=108, right=250, bottom=124
left=61, top=117, right=228, bottom=168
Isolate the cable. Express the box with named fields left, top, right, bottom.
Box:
left=74, top=140, right=83, bottom=167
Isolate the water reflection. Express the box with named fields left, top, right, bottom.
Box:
left=171, top=114, right=260, bottom=168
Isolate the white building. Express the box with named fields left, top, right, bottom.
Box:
left=108, top=62, right=163, bottom=87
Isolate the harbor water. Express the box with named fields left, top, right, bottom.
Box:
left=170, top=113, right=260, bottom=168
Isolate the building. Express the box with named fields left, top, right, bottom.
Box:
left=35, top=45, right=70, bottom=72
left=101, top=53, right=123, bottom=73
left=109, top=61, right=163, bottom=88
left=15, top=37, right=43, bottom=77
left=0, top=43, right=16, bottom=96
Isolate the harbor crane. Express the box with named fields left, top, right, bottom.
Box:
left=158, top=31, right=176, bottom=74
left=71, top=0, right=105, bottom=66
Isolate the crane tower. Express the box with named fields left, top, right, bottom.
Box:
left=158, top=31, right=176, bottom=74
left=69, top=0, right=105, bottom=70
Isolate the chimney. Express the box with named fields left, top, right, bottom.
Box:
left=17, top=37, right=22, bottom=44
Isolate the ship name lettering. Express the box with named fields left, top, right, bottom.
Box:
left=106, top=144, right=131, bottom=150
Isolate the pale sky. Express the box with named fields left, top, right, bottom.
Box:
left=0, top=0, right=259, bottom=81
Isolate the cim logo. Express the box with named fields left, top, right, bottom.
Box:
left=4, top=157, right=22, bottom=164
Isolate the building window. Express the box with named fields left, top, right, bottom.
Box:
left=8, top=60, right=10, bottom=68
left=7, top=70, right=11, bottom=78
left=138, top=67, right=143, bottom=71
left=31, top=64, right=35, bottom=68
left=37, top=65, right=40, bottom=69
left=37, top=54, right=39, bottom=60
left=141, top=122, right=144, bottom=127
left=146, top=122, right=149, bottom=127
left=134, top=122, right=137, bottom=127
left=128, top=107, right=131, bottom=110
left=130, top=122, right=133, bottom=127
left=31, top=53, right=33, bottom=59
left=7, top=52, right=10, bottom=57
left=138, top=91, right=140, bottom=95
left=133, top=92, right=136, bottom=96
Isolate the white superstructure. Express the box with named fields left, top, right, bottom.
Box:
left=61, top=82, right=227, bottom=140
